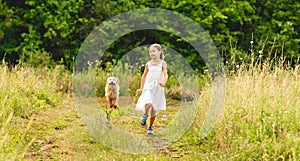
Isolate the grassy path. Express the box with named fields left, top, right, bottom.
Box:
left=24, top=97, right=189, bottom=160
left=2, top=64, right=300, bottom=160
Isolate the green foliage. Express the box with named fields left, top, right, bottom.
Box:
left=0, top=0, right=299, bottom=69
left=1, top=0, right=86, bottom=67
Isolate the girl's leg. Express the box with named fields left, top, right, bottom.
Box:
left=144, top=103, right=152, bottom=114
left=140, top=103, right=152, bottom=125
left=147, top=108, right=156, bottom=134
left=149, top=109, right=156, bottom=127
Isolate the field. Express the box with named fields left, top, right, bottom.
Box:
left=0, top=61, right=299, bottom=160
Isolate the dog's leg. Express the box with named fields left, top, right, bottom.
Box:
left=109, top=99, right=114, bottom=108
left=114, top=104, right=118, bottom=109
left=113, top=99, right=118, bottom=109
left=111, top=99, right=117, bottom=108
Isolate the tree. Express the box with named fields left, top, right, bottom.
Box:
left=0, top=0, right=299, bottom=69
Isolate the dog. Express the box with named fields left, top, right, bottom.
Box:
left=105, top=76, right=120, bottom=109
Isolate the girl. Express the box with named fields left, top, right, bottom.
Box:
left=135, top=44, right=168, bottom=134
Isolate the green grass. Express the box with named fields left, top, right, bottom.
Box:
left=1, top=61, right=300, bottom=160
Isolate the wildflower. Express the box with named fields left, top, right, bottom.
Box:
left=259, top=55, right=263, bottom=58
left=236, top=64, right=240, bottom=68
left=258, top=50, right=263, bottom=54
left=250, top=41, right=254, bottom=44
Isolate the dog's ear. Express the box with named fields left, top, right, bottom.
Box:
left=117, top=78, right=120, bottom=84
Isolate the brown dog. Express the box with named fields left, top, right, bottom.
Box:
left=105, top=77, right=120, bottom=108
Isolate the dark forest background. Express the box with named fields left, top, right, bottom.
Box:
left=0, top=0, right=299, bottom=70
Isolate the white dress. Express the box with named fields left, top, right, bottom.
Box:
left=135, top=61, right=166, bottom=111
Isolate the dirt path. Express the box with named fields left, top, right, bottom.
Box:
left=24, top=97, right=184, bottom=160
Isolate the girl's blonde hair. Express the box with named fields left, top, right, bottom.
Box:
left=150, top=44, right=164, bottom=60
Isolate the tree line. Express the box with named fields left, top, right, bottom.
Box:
left=0, top=0, right=299, bottom=70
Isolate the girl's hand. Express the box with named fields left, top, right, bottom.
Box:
left=159, top=82, right=165, bottom=87
left=135, top=89, right=142, bottom=95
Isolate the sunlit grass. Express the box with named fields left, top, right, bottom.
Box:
left=1, top=58, right=299, bottom=160
left=177, top=61, right=300, bottom=160
left=0, top=64, right=70, bottom=160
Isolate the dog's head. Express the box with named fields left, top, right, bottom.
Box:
left=106, top=77, right=119, bottom=86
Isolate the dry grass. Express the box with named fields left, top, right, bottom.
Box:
left=183, top=61, right=300, bottom=160
left=1, top=60, right=300, bottom=160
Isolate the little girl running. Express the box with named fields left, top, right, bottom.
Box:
left=135, top=44, right=168, bottom=134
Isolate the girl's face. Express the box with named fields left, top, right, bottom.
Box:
left=149, top=46, right=161, bottom=60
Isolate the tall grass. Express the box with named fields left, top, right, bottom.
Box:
left=188, top=58, right=300, bottom=160
left=1, top=53, right=299, bottom=160
left=0, top=64, right=70, bottom=118
left=0, top=63, right=70, bottom=160
left=224, top=60, right=299, bottom=160
left=0, top=112, right=35, bottom=160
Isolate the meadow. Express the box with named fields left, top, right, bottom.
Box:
left=0, top=57, right=299, bottom=160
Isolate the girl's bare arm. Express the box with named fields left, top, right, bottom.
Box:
left=136, top=64, right=149, bottom=94
left=159, top=62, right=168, bottom=87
